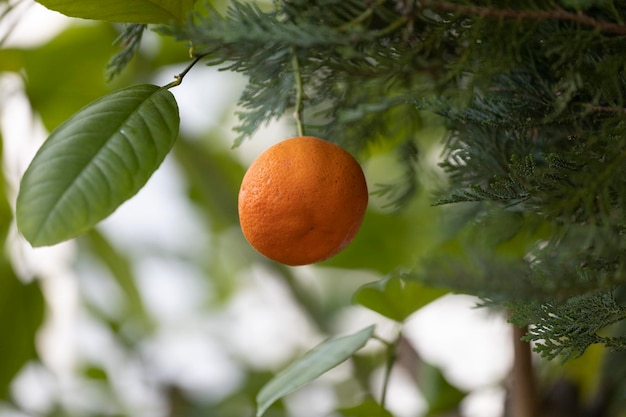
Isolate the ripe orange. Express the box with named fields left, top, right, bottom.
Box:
left=238, top=136, right=368, bottom=266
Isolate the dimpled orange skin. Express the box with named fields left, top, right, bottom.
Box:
left=238, top=136, right=368, bottom=266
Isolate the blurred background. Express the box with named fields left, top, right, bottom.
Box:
left=0, top=2, right=514, bottom=416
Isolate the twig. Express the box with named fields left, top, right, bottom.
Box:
left=582, top=104, right=626, bottom=114
left=291, top=46, right=305, bottom=137
left=377, top=332, right=399, bottom=416
left=420, top=0, right=626, bottom=36
left=165, top=53, right=208, bottom=89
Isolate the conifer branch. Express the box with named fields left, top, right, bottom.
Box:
left=419, top=0, right=626, bottom=36
left=106, top=24, right=146, bottom=81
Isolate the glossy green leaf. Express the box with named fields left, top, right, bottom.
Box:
left=256, top=325, right=375, bottom=417
left=35, top=0, right=195, bottom=24
left=353, top=276, right=447, bottom=322
left=16, top=84, right=179, bottom=247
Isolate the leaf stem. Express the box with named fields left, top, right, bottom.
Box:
left=165, top=53, right=208, bottom=89
left=379, top=333, right=399, bottom=415
left=291, top=47, right=305, bottom=137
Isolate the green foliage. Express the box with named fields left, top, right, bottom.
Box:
left=4, top=0, right=626, bottom=415
left=0, top=273, right=44, bottom=399
left=0, top=23, right=119, bottom=130
left=509, top=290, right=626, bottom=362
left=80, top=229, right=153, bottom=332
left=0, top=134, right=45, bottom=399
left=336, top=396, right=393, bottom=417
left=256, top=325, right=375, bottom=417
left=35, top=0, right=195, bottom=24
left=106, top=24, right=146, bottom=81
left=418, top=361, right=467, bottom=416
left=162, top=0, right=438, bottom=159
left=353, top=275, right=447, bottom=322
left=16, top=84, right=179, bottom=246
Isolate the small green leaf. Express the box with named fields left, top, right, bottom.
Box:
left=35, top=0, right=195, bottom=24
left=16, top=84, right=179, bottom=247
left=353, top=276, right=447, bottom=322
left=256, top=325, right=375, bottom=417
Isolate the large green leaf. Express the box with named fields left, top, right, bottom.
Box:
left=353, top=276, right=447, bottom=322
left=16, top=84, right=179, bottom=247
left=35, top=0, right=195, bottom=24
left=256, top=325, right=375, bottom=417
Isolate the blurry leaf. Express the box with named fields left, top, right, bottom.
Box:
left=256, top=325, right=375, bottom=417
left=173, top=137, right=245, bottom=231
left=81, top=229, right=154, bottom=331
left=83, top=365, right=108, bottom=381
left=0, top=272, right=45, bottom=398
left=322, top=209, right=424, bottom=273
left=0, top=132, right=11, bottom=242
left=0, top=49, right=23, bottom=72
left=353, top=276, right=447, bottom=322
left=35, top=0, right=195, bottom=24
left=19, top=23, right=120, bottom=130
left=558, top=0, right=598, bottom=10
left=336, top=396, right=393, bottom=417
left=0, top=131, right=42, bottom=399
left=418, top=362, right=466, bottom=416
left=16, top=84, right=179, bottom=247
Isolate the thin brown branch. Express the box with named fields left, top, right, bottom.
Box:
left=420, top=0, right=626, bottom=36
left=583, top=104, right=626, bottom=114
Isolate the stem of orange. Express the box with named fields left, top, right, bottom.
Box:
left=291, top=47, right=305, bottom=137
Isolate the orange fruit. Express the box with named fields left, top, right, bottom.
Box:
left=238, top=136, right=368, bottom=266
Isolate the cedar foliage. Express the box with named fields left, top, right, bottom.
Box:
left=70, top=0, right=626, bottom=396
left=152, top=0, right=626, bottom=366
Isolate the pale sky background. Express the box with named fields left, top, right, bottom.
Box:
left=0, top=3, right=513, bottom=417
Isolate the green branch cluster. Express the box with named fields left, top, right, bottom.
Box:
left=154, top=0, right=626, bottom=362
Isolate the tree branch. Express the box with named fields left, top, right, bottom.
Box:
left=510, top=325, right=538, bottom=417
left=419, top=0, right=626, bottom=36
